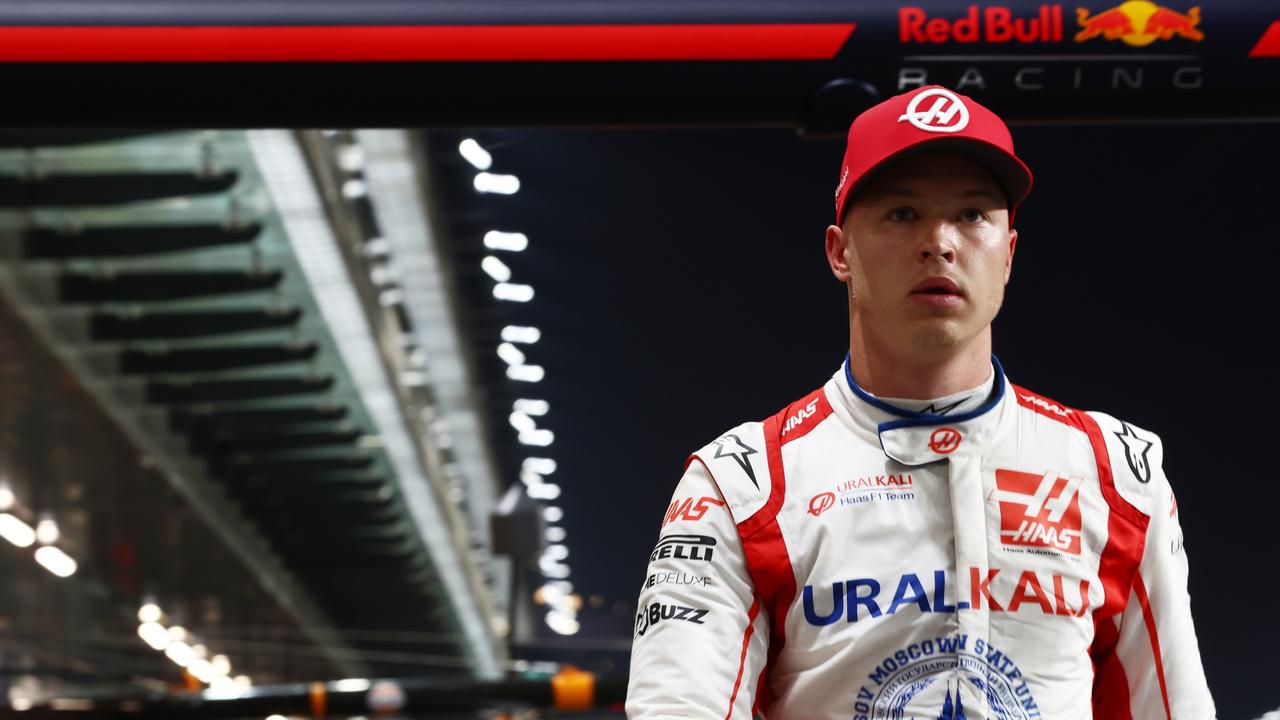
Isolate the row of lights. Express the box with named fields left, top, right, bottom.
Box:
left=135, top=602, right=251, bottom=690
left=0, top=483, right=77, bottom=578
left=461, top=137, right=578, bottom=636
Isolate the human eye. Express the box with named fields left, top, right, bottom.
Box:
left=888, top=207, right=916, bottom=222
left=960, top=208, right=987, bottom=223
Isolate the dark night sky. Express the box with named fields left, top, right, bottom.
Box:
left=477, top=121, right=1277, bottom=716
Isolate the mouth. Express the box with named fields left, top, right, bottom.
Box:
left=909, top=277, right=965, bottom=308
left=910, top=277, right=964, bottom=296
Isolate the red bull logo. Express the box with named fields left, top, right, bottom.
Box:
left=1076, top=1, right=1203, bottom=46
left=899, top=6, right=1066, bottom=44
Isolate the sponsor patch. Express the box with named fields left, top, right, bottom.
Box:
left=649, top=534, right=717, bottom=564
left=994, top=469, right=1083, bottom=555
left=662, top=496, right=726, bottom=527
left=809, top=474, right=916, bottom=517
left=646, top=571, right=712, bottom=589
left=853, top=635, right=1040, bottom=719
left=1114, top=421, right=1154, bottom=483
left=634, top=602, right=709, bottom=638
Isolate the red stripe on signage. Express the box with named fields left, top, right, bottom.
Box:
left=722, top=597, right=760, bottom=720
left=1249, top=21, right=1280, bottom=57
left=1133, top=576, right=1173, bottom=720
left=1089, top=616, right=1135, bottom=720
left=0, top=24, right=856, bottom=62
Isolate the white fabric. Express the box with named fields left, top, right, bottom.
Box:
left=626, top=358, right=1215, bottom=720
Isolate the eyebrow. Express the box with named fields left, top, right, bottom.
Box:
left=864, top=188, right=1003, bottom=203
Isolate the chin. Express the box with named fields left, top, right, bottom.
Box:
left=909, top=320, right=973, bottom=350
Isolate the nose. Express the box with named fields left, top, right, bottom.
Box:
left=917, top=221, right=959, bottom=264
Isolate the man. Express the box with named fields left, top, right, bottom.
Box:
left=625, top=85, right=1214, bottom=719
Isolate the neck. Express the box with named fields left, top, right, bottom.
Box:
left=848, top=325, right=994, bottom=399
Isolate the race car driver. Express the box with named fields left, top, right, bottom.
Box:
left=625, top=85, right=1215, bottom=719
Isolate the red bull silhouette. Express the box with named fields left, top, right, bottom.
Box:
left=1074, top=6, right=1135, bottom=41
left=1144, top=6, right=1203, bottom=41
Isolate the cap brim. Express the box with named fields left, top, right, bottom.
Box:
left=847, top=137, right=1033, bottom=213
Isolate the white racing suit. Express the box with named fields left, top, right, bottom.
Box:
left=626, top=357, right=1214, bottom=719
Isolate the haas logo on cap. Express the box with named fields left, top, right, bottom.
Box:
left=898, top=87, right=970, bottom=133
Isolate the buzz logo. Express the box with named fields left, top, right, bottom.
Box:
left=994, top=469, right=1083, bottom=555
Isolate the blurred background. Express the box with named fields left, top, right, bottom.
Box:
left=0, top=1, right=1276, bottom=719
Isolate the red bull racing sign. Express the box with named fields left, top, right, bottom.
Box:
left=898, top=2, right=1204, bottom=46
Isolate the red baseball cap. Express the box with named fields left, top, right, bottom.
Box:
left=833, top=85, right=1033, bottom=225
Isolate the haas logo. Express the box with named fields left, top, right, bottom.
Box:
left=994, top=470, right=1083, bottom=555
left=898, top=87, right=970, bottom=133
left=929, top=427, right=962, bottom=454
left=782, top=398, right=821, bottom=436
left=1019, top=393, right=1070, bottom=418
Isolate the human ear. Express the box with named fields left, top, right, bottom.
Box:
left=1004, top=228, right=1018, bottom=284
left=825, top=224, right=852, bottom=282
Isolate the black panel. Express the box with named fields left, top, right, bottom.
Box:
left=91, top=308, right=302, bottom=340
left=186, top=428, right=360, bottom=454
left=120, top=343, right=317, bottom=373
left=23, top=223, right=261, bottom=258
left=209, top=455, right=374, bottom=475
left=0, top=172, right=238, bottom=206
left=60, top=270, right=283, bottom=302
left=146, top=375, right=332, bottom=402
left=169, top=405, right=347, bottom=432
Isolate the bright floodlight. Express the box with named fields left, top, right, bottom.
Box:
left=526, top=482, right=561, bottom=501
left=544, top=543, right=570, bottom=561
left=337, top=143, right=365, bottom=172
left=35, top=518, right=59, bottom=545
left=0, top=484, right=13, bottom=511
left=509, top=412, right=537, bottom=434
left=165, top=641, right=194, bottom=668
left=0, top=514, right=36, bottom=548
left=484, top=230, right=528, bottom=252
left=138, top=602, right=163, bottom=624
left=543, top=506, right=564, bottom=523
left=30, top=546, right=72, bottom=578
left=542, top=563, right=571, bottom=580
left=233, top=675, right=253, bottom=689
left=496, top=342, right=526, bottom=367
left=493, top=283, right=534, bottom=302
left=507, top=364, right=545, bottom=383
left=501, top=325, right=541, bottom=344
left=513, top=399, right=549, bottom=416
left=545, top=580, right=574, bottom=597
left=188, top=659, right=214, bottom=683
left=341, top=178, right=368, bottom=199
left=545, top=526, right=567, bottom=543
left=546, top=609, right=581, bottom=636
left=210, top=654, right=231, bottom=676
left=523, top=457, right=557, bottom=475
left=137, top=622, right=169, bottom=651
left=518, top=428, right=554, bottom=447
left=458, top=138, right=493, bottom=170
left=481, top=255, right=512, bottom=283
left=474, top=172, right=521, bottom=195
